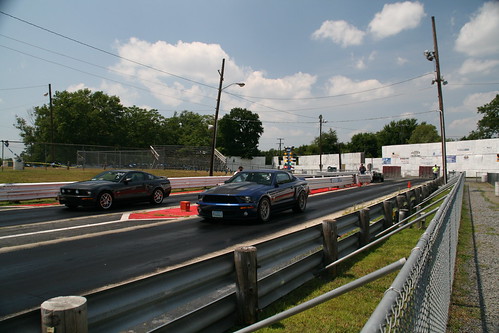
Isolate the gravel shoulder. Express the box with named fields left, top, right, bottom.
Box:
left=448, top=181, right=498, bottom=333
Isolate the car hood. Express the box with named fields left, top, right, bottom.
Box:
left=204, top=182, right=270, bottom=195
left=62, top=180, right=114, bottom=189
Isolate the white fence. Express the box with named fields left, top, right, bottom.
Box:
left=0, top=174, right=371, bottom=202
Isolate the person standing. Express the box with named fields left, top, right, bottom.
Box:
left=359, top=163, right=366, bottom=174
left=432, top=164, right=439, bottom=179
left=234, top=166, right=243, bottom=175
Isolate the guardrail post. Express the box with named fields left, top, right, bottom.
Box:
left=414, top=187, right=422, bottom=206
left=41, top=296, right=87, bottom=333
left=322, top=219, right=338, bottom=275
left=405, top=190, right=413, bottom=214
left=396, top=194, right=406, bottom=221
left=422, top=184, right=429, bottom=199
left=359, top=208, right=370, bottom=246
left=382, top=200, right=394, bottom=229
left=234, top=246, right=258, bottom=325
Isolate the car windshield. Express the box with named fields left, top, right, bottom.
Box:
left=91, top=171, right=127, bottom=182
left=229, top=171, right=273, bottom=186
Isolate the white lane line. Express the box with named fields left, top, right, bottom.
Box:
left=0, top=219, right=125, bottom=240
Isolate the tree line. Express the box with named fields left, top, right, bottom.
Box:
left=14, top=89, right=498, bottom=164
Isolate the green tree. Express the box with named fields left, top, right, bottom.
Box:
left=165, top=111, right=213, bottom=146
left=376, top=118, right=418, bottom=146
left=15, top=89, right=174, bottom=163
left=463, top=94, right=499, bottom=139
left=312, top=129, right=339, bottom=154
left=217, top=108, right=264, bottom=158
left=408, top=122, right=440, bottom=144
left=122, top=106, right=167, bottom=147
left=348, top=132, right=380, bottom=157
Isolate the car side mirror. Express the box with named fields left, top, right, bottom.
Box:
left=124, top=177, right=133, bottom=183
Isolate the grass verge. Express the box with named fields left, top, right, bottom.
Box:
left=446, top=185, right=482, bottom=332
left=0, top=167, right=225, bottom=184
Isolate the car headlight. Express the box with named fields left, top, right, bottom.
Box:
left=238, top=196, right=254, bottom=203
left=198, top=195, right=204, bottom=202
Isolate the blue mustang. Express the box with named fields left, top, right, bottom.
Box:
left=197, top=169, right=309, bottom=222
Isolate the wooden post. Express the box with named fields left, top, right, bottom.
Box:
left=322, top=219, right=339, bottom=276
left=382, top=200, right=394, bottom=229
left=234, top=246, right=258, bottom=325
left=359, top=208, right=370, bottom=246
left=41, top=296, right=87, bottom=333
left=405, top=190, right=413, bottom=214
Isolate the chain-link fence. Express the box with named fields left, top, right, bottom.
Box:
left=77, top=145, right=227, bottom=171
left=362, top=173, right=464, bottom=332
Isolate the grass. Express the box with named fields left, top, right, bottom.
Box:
left=0, top=167, right=225, bottom=184
left=446, top=184, right=490, bottom=332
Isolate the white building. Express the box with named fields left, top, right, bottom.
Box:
left=380, top=138, right=498, bottom=177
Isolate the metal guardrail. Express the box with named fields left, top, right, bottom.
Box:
left=0, top=177, right=441, bottom=332
left=0, top=174, right=371, bottom=202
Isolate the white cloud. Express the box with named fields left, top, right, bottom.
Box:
left=109, top=38, right=247, bottom=106
left=368, top=1, right=425, bottom=39
left=324, top=75, right=394, bottom=101
left=311, top=20, right=365, bottom=47
left=455, top=2, right=499, bottom=57
left=66, top=83, right=90, bottom=92
left=356, top=59, right=366, bottom=70
left=458, top=59, right=499, bottom=75
left=396, top=57, right=408, bottom=66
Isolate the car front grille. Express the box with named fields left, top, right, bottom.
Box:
left=203, top=195, right=239, bottom=204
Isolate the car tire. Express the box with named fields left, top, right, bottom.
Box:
left=150, top=188, right=164, bottom=205
left=292, top=191, right=307, bottom=213
left=97, top=192, right=113, bottom=210
left=257, top=197, right=271, bottom=223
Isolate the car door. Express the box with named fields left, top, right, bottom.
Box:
left=119, top=171, right=148, bottom=200
left=272, top=172, right=295, bottom=206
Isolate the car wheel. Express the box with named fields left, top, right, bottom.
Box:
left=292, top=191, right=307, bottom=213
left=97, top=192, right=113, bottom=210
left=150, top=188, right=164, bottom=205
left=257, top=197, right=271, bottom=223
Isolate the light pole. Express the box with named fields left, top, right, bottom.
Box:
left=424, top=16, right=447, bottom=184
left=209, top=58, right=245, bottom=176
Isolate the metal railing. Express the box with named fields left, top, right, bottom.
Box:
left=361, top=172, right=464, bottom=332
left=1, top=178, right=442, bottom=332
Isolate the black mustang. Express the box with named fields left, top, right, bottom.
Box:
left=58, top=170, right=171, bottom=210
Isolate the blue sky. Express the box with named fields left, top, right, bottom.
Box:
left=1, top=0, right=498, bottom=157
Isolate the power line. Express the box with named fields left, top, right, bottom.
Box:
left=228, top=73, right=433, bottom=101
left=0, top=10, right=217, bottom=90
left=0, top=44, right=215, bottom=109
left=0, top=33, right=217, bottom=104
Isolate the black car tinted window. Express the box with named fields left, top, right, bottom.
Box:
left=92, top=171, right=126, bottom=182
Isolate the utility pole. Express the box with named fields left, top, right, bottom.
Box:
left=319, top=115, right=323, bottom=172
left=209, top=59, right=225, bottom=176
left=48, top=83, right=55, bottom=163
left=431, top=16, right=447, bottom=184
left=277, top=138, right=284, bottom=167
